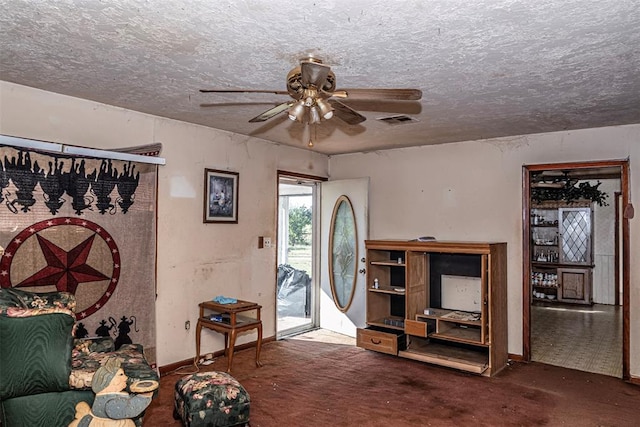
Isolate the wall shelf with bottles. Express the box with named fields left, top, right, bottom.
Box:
left=530, top=203, right=593, bottom=305
left=531, top=268, right=559, bottom=301
left=531, top=208, right=560, bottom=264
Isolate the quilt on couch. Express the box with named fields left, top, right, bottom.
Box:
left=69, top=337, right=159, bottom=391
left=1, top=289, right=157, bottom=427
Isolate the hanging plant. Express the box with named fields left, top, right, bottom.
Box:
left=531, top=179, right=609, bottom=206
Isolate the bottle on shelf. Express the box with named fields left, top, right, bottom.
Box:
left=534, top=249, right=559, bottom=263
left=530, top=271, right=558, bottom=287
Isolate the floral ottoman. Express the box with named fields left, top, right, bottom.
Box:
left=174, top=371, right=250, bottom=427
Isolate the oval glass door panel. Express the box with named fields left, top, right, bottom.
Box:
left=329, top=195, right=358, bottom=312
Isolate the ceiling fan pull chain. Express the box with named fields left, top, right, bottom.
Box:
left=307, top=124, right=314, bottom=148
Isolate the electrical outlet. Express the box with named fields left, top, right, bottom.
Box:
left=258, top=236, right=273, bottom=248
left=184, top=320, right=190, bottom=330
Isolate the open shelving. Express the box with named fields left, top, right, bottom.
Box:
left=357, top=240, right=507, bottom=377
left=530, top=202, right=593, bottom=305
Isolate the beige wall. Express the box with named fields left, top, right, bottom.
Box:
left=2, top=81, right=638, bottom=378
left=0, top=81, right=329, bottom=365
left=328, top=126, right=640, bottom=377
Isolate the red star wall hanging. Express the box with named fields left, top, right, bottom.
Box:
left=0, top=217, right=120, bottom=318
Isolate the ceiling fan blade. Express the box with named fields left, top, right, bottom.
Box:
left=338, top=88, right=422, bottom=101
left=329, top=100, right=367, bottom=125
left=248, top=101, right=293, bottom=123
left=342, top=99, right=422, bottom=114
left=200, top=102, right=278, bottom=108
left=301, top=61, right=331, bottom=88
left=200, top=89, right=289, bottom=95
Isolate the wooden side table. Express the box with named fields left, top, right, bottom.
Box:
left=195, top=299, right=263, bottom=372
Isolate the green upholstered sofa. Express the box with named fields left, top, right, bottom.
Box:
left=0, top=288, right=158, bottom=427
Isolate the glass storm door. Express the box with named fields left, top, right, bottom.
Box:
left=276, top=178, right=319, bottom=337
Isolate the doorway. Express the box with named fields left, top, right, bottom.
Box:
left=276, top=172, right=324, bottom=338
left=522, top=160, right=630, bottom=380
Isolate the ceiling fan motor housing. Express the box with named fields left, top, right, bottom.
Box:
left=286, top=65, right=336, bottom=99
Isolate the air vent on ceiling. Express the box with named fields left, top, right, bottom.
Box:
left=376, top=115, right=419, bottom=125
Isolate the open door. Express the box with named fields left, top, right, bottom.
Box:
left=276, top=174, right=323, bottom=338
left=319, top=178, right=369, bottom=337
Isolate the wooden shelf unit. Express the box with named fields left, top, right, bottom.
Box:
left=530, top=203, right=593, bottom=305
left=416, top=309, right=486, bottom=346
left=357, top=240, right=508, bottom=377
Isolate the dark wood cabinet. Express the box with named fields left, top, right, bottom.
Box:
left=558, top=267, right=592, bottom=303
left=530, top=202, right=593, bottom=305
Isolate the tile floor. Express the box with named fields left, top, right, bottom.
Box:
left=531, top=303, right=622, bottom=377
left=289, top=328, right=355, bottom=345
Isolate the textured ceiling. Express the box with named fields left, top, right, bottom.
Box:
left=1, top=0, right=639, bottom=155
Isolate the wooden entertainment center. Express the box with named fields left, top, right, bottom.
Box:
left=356, top=240, right=507, bottom=376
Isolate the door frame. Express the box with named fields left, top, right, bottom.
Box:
left=276, top=170, right=327, bottom=337
left=614, top=191, right=622, bottom=306
left=521, top=159, right=630, bottom=380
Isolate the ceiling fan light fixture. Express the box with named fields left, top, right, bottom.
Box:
left=316, top=98, right=334, bottom=119
left=304, top=96, right=314, bottom=107
left=309, top=106, right=321, bottom=124
left=288, top=100, right=305, bottom=122
left=302, top=87, right=318, bottom=107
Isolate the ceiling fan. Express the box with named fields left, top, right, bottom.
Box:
left=200, top=56, right=422, bottom=126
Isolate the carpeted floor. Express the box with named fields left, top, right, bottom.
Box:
left=144, top=330, right=640, bottom=426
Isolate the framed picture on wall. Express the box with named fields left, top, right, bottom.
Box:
left=204, top=168, right=239, bottom=223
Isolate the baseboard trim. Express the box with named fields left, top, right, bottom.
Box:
left=159, top=335, right=275, bottom=376
left=508, top=353, right=526, bottom=362
left=628, top=376, right=640, bottom=386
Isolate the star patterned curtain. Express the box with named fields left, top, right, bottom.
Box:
left=0, top=144, right=158, bottom=365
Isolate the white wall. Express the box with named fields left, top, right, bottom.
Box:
left=0, top=81, right=329, bottom=366
left=593, top=179, right=620, bottom=305
left=328, top=127, right=640, bottom=377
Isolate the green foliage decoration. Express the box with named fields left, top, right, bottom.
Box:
left=531, top=179, right=609, bottom=206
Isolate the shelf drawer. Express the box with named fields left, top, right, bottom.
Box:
left=357, top=327, right=404, bottom=355
left=405, top=319, right=435, bottom=337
